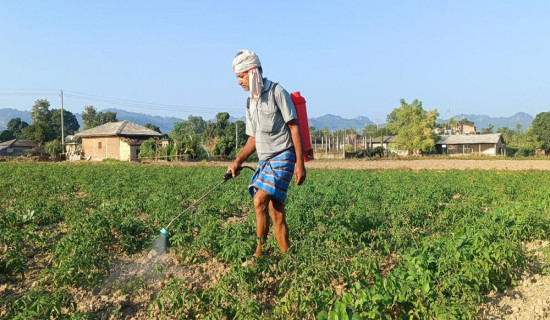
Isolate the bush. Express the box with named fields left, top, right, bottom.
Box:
left=44, top=139, right=63, bottom=157
left=139, top=138, right=157, bottom=159
left=357, top=146, right=385, bottom=158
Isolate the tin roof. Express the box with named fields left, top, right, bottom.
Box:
left=436, top=133, right=503, bottom=145
left=75, top=121, right=162, bottom=138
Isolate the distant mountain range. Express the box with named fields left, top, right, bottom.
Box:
left=0, top=108, right=33, bottom=130
left=438, top=112, right=534, bottom=131
left=0, top=107, right=536, bottom=134
left=308, top=114, right=374, bottom=131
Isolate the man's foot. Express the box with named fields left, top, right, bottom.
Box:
left=241, top=256, right=258, bottom=267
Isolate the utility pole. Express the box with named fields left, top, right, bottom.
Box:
left=235, top=122, right=238, bottom=151
left=60, top=90, right=65, bottom=148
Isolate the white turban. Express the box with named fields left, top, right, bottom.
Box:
left=232, top=49, right=263, bottom=100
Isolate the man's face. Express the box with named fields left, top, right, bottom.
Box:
left=236, top=72, right=250, bottom=91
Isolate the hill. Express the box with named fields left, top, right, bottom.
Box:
left=309, top=114, right=374, bottom=132
left=0, top=108, right=535, bottom=134
left=440, top=112, right=534, bottom=131
left=0, top=108, right=33, bottom=130
left=99, top=108, right=183, bottom=133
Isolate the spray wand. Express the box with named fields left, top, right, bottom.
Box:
left=159, top=166, right=254, bottom=239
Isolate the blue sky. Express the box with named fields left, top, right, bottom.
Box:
left=1, top=1, right=549, bottom=124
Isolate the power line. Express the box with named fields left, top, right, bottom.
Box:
left=0, top=89, right=244, bottom=115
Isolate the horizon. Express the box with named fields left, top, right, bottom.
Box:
left=1, top=1, right=549, bottom=123
left=0, top=105, right=536, bottom=123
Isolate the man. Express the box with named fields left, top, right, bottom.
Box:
left=227, top=50, right=306, bottom=265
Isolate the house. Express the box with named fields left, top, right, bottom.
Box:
left=436, top=133, right=505, bottom=156
left=64, top=135, right=82, bottom=161
left=75, top=121, right=162, bottom=161
left=455, top=124, right=476, bottom=135
left=0, top=139, right=40, bottom=156
left=366, top=135, right=409, bottom=156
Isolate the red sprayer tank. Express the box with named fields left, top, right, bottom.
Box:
left=290, top=92, right=314, bottom=162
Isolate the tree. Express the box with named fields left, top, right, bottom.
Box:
left=202, top=112, right=230, bottom=142
left=532, top=111, right=550, bottom=152
left=144, top=123, right=161, bottom=133
left=171, top=115, right=206, bottom=140
left=182, top=135, right=207, bottom=159
left=99, top=111, right=117, bottom=124
left=22, top=121, right=54, bottom=146
left=30, top=99, right=51, bottom=123
left=481, top=124, right=494, bottom=134
left=82, top=106, right=118, bottom=130
left=50, top=109, right=80, bottom=140
left=496, top=126, right=514, bottom=144
left=81, top=105, right=98, bottom=130
left=0, top=130, right=14, bottom=142
left=385, top=99, right=439, bottom=155
left=7, top=118, right=29, bottom=139
left=139, top=138, right=157, bottom=159
left=213, top=136, right=235, bottom=156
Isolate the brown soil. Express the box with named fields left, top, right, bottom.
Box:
left=0, top=248, right=229, bottom=320
left=478, top=241, right=550, bottom=319
left=154, top=158, right=550, bottom=171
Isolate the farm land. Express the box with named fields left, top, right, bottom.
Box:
left=1, top=160, right=550, bottom=319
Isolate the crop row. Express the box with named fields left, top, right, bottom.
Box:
left=1, top=162, right=549, bottom=319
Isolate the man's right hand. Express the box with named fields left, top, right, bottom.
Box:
left=227, top=161, right=242, bottom=178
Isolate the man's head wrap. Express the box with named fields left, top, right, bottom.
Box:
left=232, top=50, right=263, bottom=100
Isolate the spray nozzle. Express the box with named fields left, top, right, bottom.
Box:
left=160, top=228, right=170, bottom=238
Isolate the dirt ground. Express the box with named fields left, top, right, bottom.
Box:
left=162, top=158, right=550, bottom=172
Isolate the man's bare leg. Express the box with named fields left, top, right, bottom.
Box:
left=253, top=189, right=270, bottom=257
left=269, top=198, right=289, bottom=254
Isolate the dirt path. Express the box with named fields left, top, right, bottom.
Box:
left=161, top=159, right=550, bottom=171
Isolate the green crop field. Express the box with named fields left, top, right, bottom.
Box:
left=1, top=162, right=549, bottom=319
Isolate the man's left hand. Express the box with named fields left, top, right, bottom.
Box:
left=294, top=162, right=306, bottom=185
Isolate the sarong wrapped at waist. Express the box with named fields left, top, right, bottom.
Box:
left=249, top=148, right=296, bottom=204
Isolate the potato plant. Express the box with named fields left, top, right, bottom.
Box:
left=0, top=162, right=549, bottom=319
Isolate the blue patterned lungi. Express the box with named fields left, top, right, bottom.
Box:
left=249, top=148, right=296, bottom=204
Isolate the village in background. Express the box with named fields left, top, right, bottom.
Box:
left=0, top=98, right=549, bottom=162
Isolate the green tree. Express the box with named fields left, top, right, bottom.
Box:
left=144, top=123, right=161, bottom=133
left=385, top=99, right=439, bottom=155
left=213, top=136, right=235, bottom=156
left=22, top=122, right=54, bottom=146
left=50, top=109, right=80, bottom=140
left=182, top=135, right=207, bottom=159
left=481, top=124, right=495, bottom=134
left=171, top=115, right=206, bottom=140
left=30, top=99, right=51, bottom=123
left=99, top=111, right=117, bottom=124
left=81, top=105, right=98, bottom=130
left=203, top=112, right=231, bottom=142
left=139, top=138, right=157, bottom=159
left=82, top=106, right=118, bottom=130
left=496, top=126, right=514, bottom=144
left=7, top=118, right=29, bottom=139
left=0, top=130, right=14, bottom=142
left=532, top=112, right=550, bottom=152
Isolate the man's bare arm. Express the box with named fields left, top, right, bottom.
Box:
left=228, top=136, right=256, bottom=178
left=287, top=119, right=306, bottom=185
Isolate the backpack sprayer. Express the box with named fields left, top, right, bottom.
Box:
left=158, top=166, right=254, bottom=243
